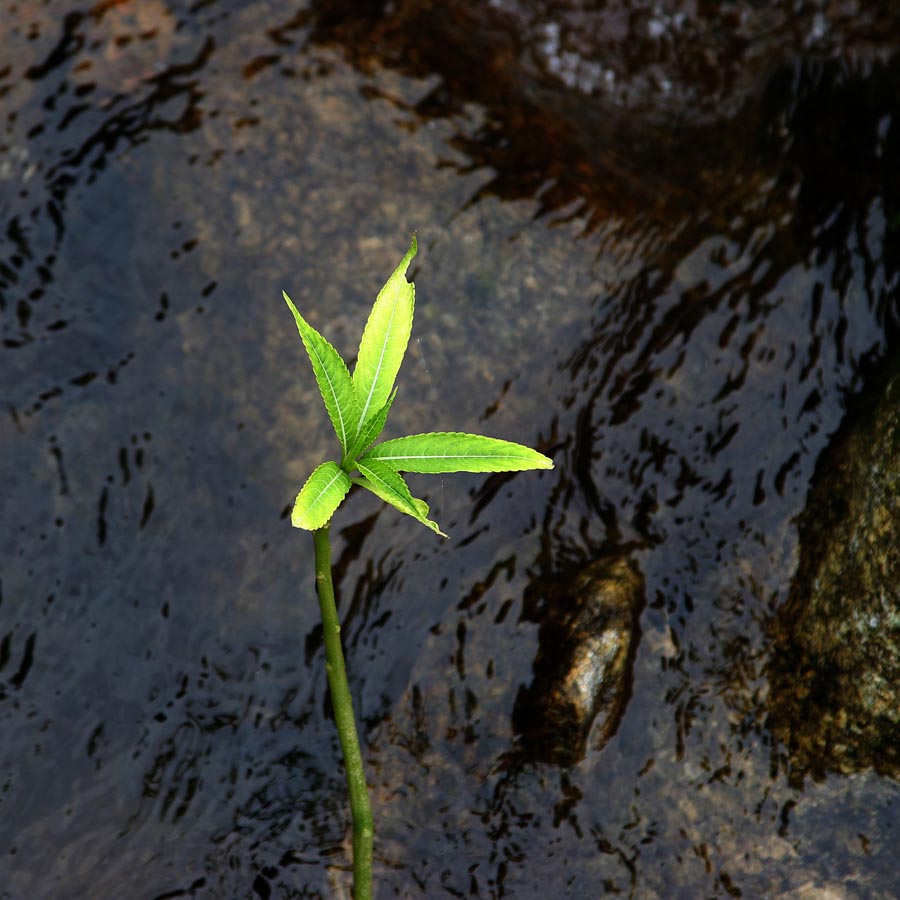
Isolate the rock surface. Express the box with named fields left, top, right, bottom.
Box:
left=514, top=554, right=645, bottom=765
left=768, top=358, right=900, bottom=782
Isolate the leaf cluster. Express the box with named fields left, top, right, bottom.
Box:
left=285, top=236, right=553, bottom=537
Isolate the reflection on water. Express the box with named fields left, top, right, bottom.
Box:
left=2, top=1, right=900, bottom=898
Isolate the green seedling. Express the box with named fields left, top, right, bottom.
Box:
left=283, top=234, right=552, bottom=899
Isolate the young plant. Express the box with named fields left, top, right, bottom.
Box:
left=283, top=235, right=552, bottom=900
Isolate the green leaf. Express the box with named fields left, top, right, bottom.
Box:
left=362, top=432, right=554, bottom=474
left=352, top=236, right=416, bottom=437
left=283, top=291, right=358, bottom=457
left=356, top=457, right=447, bottom=537
left=344, top=388, right=397, bottom=465
left=292, top=461, right=352, bottom=530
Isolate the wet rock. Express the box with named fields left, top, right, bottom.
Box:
left=768, top=358, right=900, bottom=782
left=513, top=554, right=645, bottom=765
left=300, top=0, right=900, bottom=235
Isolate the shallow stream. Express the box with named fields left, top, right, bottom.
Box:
left=2, top=2, right=899, bottom=898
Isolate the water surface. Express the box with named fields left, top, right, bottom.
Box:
left=2, top=2, right=900, bottom=898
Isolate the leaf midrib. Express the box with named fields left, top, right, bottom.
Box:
left=359, top=464, right=413, bottom=509
left=308, top=469, right=344, bottom=510
left=308, top=338, right=351, bottom=451
left=357, top=293, right=399, bottom=435
left=372, top=453, right=540, bottom=461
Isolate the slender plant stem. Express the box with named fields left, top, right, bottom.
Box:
left=313, top=526, right=374, bottom=900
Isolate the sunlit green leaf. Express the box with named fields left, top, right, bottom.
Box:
left=352, top=236, right=416, bottom=437
left=344, top=388, right=397, bottom=465
left=356, top=457, right=447, bottom=537
left=362, top=432, right=554, bottom=474
left=283, top=291, right=358, bottom=457
left=292, top=461, right=352, bottom=530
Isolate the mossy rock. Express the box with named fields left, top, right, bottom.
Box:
left=769, top=357, right=900, bottom=783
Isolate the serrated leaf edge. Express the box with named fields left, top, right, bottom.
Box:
left=283, top=291, right=358, bottom=456
left=292, top=462, right=352, bottom=530
left=352, top=237, right=416, bottom=435
left=356, top=458, right=447, bottom=537
left=362, top=431, right=554, bottom=472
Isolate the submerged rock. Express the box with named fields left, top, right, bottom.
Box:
left=768, top=359, right=900, bottom=782
left=514, top=554, right=645, bottom=765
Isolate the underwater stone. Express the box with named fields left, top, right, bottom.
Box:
left=514, top=554, right=645, bottom=765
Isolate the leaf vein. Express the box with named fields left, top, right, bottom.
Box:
left=308, top=470, right=344, bottom=509
left=357, top=296, right=398, bottom=434
left=373, top=454, right=539, bottom=461
left=308, top=339, right=349, bottom=450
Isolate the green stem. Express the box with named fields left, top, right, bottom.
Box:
left=313, top=526, right=374, bottom=900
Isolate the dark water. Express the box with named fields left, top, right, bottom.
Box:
left=2, top=1, right=900, bottom=897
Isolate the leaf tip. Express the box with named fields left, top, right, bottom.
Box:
left=283, top=290, right=303, bottom=321
left=398, top=233, right=417, bottom=275
left=425, top=521, right=450, bottom=539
